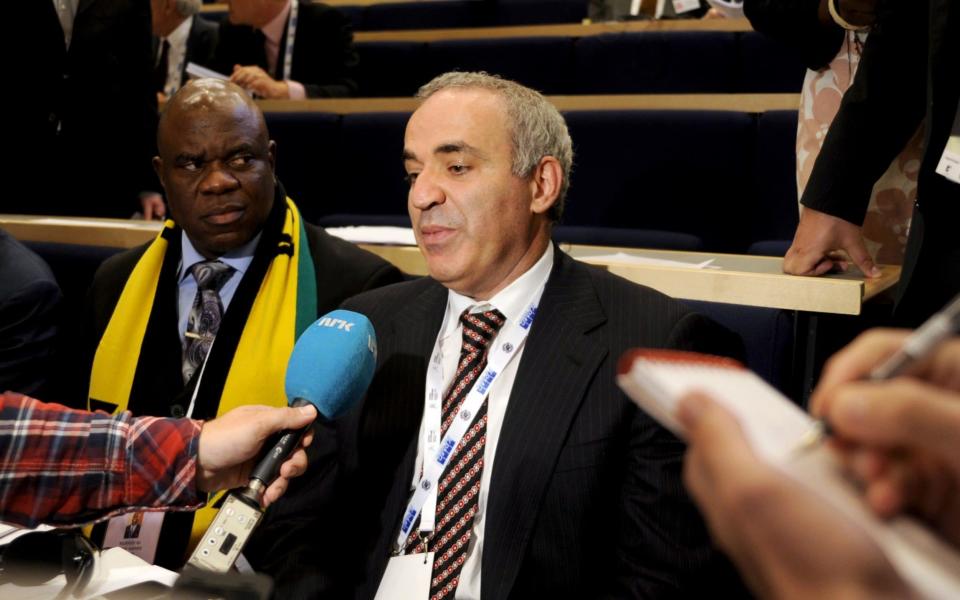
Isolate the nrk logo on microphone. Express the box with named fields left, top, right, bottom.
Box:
left=519, top=306, right=538, bottom=329
left=317, top=316, right=354, bottom=331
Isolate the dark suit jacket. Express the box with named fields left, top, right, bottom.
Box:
left=68, top=186, right=402, bottom=568
left=800, top=0, right=960, bottom=324
left=18, top=0, right=158, bottom=218
left=743, top=0, right=845, bottom=70
left=211, top=0, right=359, bottom=97
left=252, top=248, right=746, bottom=599
left=0, top=230, right=62, bottom=397
left=152, top=14, right=219, bottom=90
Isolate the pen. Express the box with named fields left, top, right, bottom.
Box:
left=791, top=292, right=960, bottom=456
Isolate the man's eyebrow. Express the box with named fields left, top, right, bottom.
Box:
left=434, top=142, right=486, bottom=159
left=402, top=142, right=487, bottom=163
left=226, top=142, right=256, bottom=155
left=174, top=151, right=202, bottom=163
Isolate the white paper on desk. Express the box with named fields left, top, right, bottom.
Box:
left=617, top=351, right=960, bottom=599
left=325, top=225, right=416, bottom=246
left=186, top=62, right=229, bottom=81
left=580, top=252, right=717, bottom=270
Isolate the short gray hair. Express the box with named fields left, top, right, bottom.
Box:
left=175, top=0, right=201, bottom=16
left=416, top=72, right=573, bottom=221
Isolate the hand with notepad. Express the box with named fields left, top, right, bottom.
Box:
left=678, top=392, right=910, bottom=600
left=812, top=330, right=960, bottom=548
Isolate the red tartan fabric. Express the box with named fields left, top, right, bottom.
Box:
left=0, top=392, right=203, bottom=528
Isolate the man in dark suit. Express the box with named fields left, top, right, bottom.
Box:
left=783, top=0, right=960, bottom=327
left=210, top=0, right=358, bottom=98
left=150, top=0, right=219, bottom=99
left=68, top=79, right=402, bottom=569
left=250, top=72, right=744, bottom=599
left=18, top=0, right=158, bottom=218
left=0, top=230, right=61, bottom=398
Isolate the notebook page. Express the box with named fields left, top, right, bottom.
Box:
left=617, top=352, right=960, bottom=598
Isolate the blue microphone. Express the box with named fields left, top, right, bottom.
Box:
left=246, top=310, right=376, bottom=493
left=188, top=311, right=377, bottom=573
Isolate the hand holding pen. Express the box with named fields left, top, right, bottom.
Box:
left=801, top=294, right=960, bottom=546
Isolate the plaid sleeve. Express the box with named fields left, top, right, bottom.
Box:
left=0, top=392, right=204, bottom=528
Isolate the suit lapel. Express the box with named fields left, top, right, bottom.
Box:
left=482, top=251, right=608, bottom=600
left=361, top=281, right=448, bottom=595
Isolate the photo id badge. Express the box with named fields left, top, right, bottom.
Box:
left=102, top=511, right=164, bottom=564
left=374, top=552, right=434, bottom=600
left=936, top=104, right=960, bottom=184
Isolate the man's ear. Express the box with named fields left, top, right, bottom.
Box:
left=529, top=156, right=562, bottom=216
left=268, top=140, right=277, bottom=171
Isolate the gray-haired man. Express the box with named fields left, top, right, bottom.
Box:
left=251, top=72, right=747, bottom=599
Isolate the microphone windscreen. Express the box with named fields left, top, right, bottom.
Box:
left=285, top=309, right=377, bottom=419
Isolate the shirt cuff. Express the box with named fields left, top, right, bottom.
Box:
left=287, top=80, right=307, bottom=100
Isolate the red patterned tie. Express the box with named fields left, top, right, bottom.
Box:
left=407, top=308, right=506, bottom=600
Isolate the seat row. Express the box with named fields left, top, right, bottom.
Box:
left=352, top=30, right=806, bottom=97
left=264, top=108, right=801, bottom=254
left=203, top=0, right=590, bottom=31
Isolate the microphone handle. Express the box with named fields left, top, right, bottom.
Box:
left=248, top=398, right=313, bottom=487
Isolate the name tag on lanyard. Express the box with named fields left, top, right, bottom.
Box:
left=396, top=295, right=541, bottom=553
left=374, top=552, right=434, bottom=600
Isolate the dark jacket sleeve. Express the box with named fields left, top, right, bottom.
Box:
left=800, top=1, right=929, bottom=225
left=744, top=0, right=845, bottom=70
left=294, top=3, right=359, bottom=98
left=610, top=312, right=749, bottom=598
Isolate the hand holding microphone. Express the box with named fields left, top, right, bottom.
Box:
left=195, top=403, right=318, bottom=506
left=188, top=309, right=377, bottom=572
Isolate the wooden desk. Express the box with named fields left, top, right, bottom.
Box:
left=353, top=18, right=752, bottom=42
left=2, top=215, right=897, bottom=316
left=255, top=93, right=800, bottom=114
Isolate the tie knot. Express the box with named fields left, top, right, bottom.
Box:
left=460, top=308, right=506, bottom=350
left=190, top=260, right=234, bottom=292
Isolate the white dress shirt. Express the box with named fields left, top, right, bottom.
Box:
left=51, top=0, right=79, bottom=48
left=411, top=244, right=554, bottom=600
left=157, top=15, right=193, bottom=97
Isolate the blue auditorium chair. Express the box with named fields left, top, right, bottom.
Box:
left=683, top=299, right=797, bottom=398
left=361, top=1, right=493, bottom=31
left=327, top=112, right=412, bottom=223
left=492, top=0, right=588, bottom=25
left=338, top=5, right=365, bottom=30
left=423, top=37, right=575, bottom=95
left=572, top=32, right=738, bottom=94
left=749, top=110, right=800, bottom=250
left=736, top=31, right=807, bottom=93
left=356, top=42, right=429, bottom=97
left=262, top=111, right=343, bottom=224
left=562, top=110, right=756, bottom=252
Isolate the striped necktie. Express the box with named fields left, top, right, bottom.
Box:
left=407, top=308, right=506, bottom=600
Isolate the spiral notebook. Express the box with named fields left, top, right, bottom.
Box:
left=617, top=349, right=960, bottom=599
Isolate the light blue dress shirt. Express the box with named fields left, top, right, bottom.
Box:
left=177, top=233, right=260, bottom=345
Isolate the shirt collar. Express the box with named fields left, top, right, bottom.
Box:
left=444, top=243, right=554, bottom=329
left=164, top=14, right=193, bottom=47
left=178, top=232, right=261, bottom=284
left=261, top=1, right=291, bottom=47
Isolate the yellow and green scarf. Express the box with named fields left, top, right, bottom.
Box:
left=87, top=197, right=316, bottom=548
